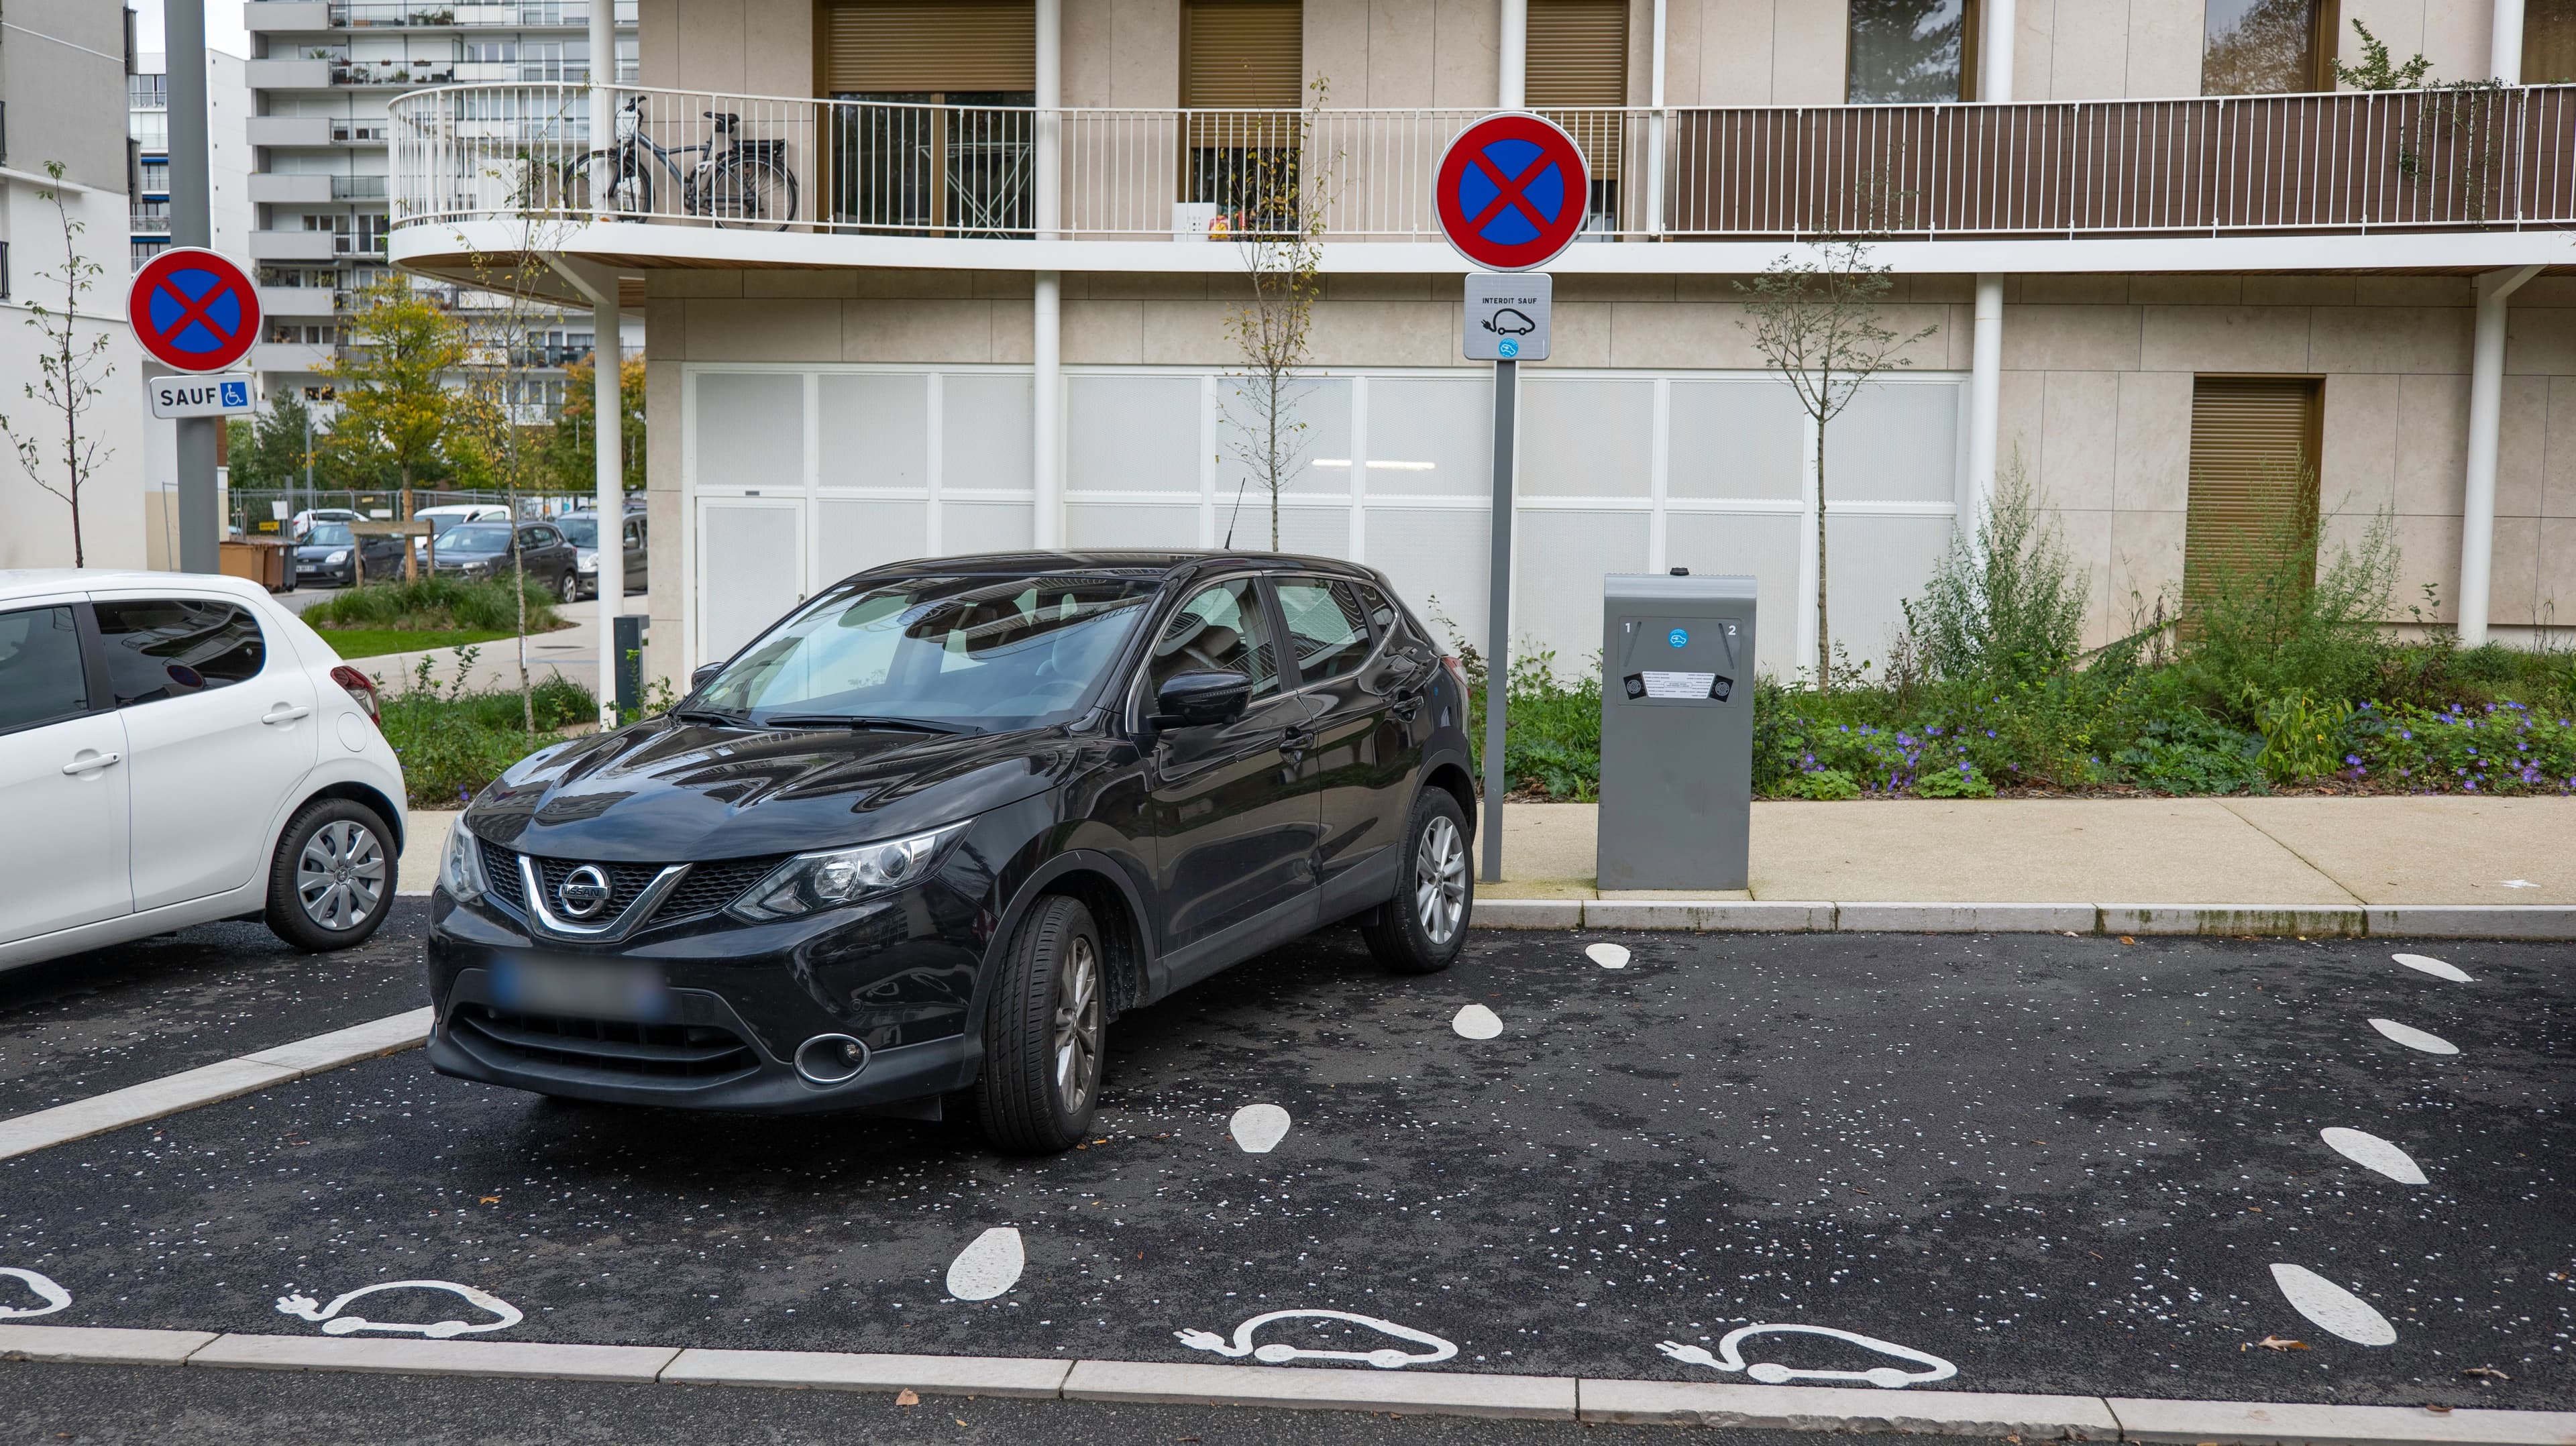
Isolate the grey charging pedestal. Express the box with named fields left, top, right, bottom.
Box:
left=1597, top=573, right=1756, bottom=891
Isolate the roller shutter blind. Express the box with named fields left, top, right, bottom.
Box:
left=1529, top=0, right=1626, bottom=178
left=2527, top=0, right=2576, bottom=82
left=2184, top=376, right=2322, bottom=614
left=820, top=1, right=1035, bottom=94
left=1181, top=0, right=1303, bottom=108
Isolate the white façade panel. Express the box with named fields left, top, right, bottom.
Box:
left=1364, top=376, right=1491, bottom=498
left=1516, top=509, right=1650, bottom=676
left=818, top=374, right=928, bottom=489
left=1827, top=381, right=1962, bottom=504
left=698, top=499, right=803, bottom=663
left=941, top=499, right=1035, bottom=555
left=1366, top=505, right=1489, bottom=651
left=1669, top=379, right=1806, bottom=501
left=1067, top=502, right=1198, bottom=549
left=1520, top=378, right=1653, bottom=498
left=1217, top=376, right=1352, bottom=498
left=696, top=373, right=806, bottom=490
left=1823, top=512, right=1953, bottom=672
left=1664, top=510, right=1803, bottom=679
left=943, top=374, right=1034, bottom=490
left=1272, top=503, right=1352, bottom=560
left=816, top=497, right=929, bottom=585
left=1069, top=375, right=1202, bottom=494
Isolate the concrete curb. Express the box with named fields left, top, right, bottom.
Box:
left=1466, top=901, right=2576, bottom=940
left=0, top=1007, right=435, bottom=1162
left=6, top=1325, right=2571, bottom=1445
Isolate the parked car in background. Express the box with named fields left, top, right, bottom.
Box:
left=427, top=520, right=580, bottom=600
left=425, top=552, right=1474, bottom=1154
left=288, top=507, right=364, bottom=541
left=294, top=521, right=409, bottom=589
left=0, top=570, right=408, bottom=970
left=413, top=504, right=513, bottom=568
left=557, top=510, right=647, bottom=600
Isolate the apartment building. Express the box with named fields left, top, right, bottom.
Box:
left=243, top=0, right=641, bottom=416
left=1, top=2, right=148, bottom=569
left=384, top=0, right=2576, bottom=696
left=129, top=48, right=254, bottom=271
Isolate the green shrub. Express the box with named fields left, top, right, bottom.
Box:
left=1777, top=767, right=1860, bottom=800
left=2352, top=700, right=2576, bottom=794
left=2176, top=506, right=2397, bottom=722
left=2110, top=712, right=2265, bottom=794
left=1902, top=452, right=2088, bottom=689
left=2247, top=686, right=2358, bottom=785
left=375, top=648, right=594, bottom=808
left=1913, top=762, right=1996, bottom=798
left=303, top=574, right=561, bottom=634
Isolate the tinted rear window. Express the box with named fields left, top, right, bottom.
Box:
left=92, top=598, right=266, bottom=706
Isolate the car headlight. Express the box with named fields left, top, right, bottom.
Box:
left=326, top=549, right=350, bottom=565
left=439, top=824, right=490, bottom=902
left=729, top=822, right=970, bottom=922
left=577, top=553, right=598, bottom=571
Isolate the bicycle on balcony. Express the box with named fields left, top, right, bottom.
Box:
left=559, top=95, right=798, bottom=231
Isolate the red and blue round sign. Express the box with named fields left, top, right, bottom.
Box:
left=1434, top=112, right=1591, bottom=272
left=128, top=247, right=261, bottom=373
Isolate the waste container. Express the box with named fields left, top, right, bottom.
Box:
left=1597, top=571, right=1756, bottom=891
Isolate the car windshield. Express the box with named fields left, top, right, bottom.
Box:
left=696, top=573, right=1162, bottom=734
left=442, top=522, right=513, bottom=551
left=305, top=522, right=354, bottom=547
left=557, top=516, right=598, bottom=547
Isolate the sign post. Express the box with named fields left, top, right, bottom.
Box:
left=1434, top=113, right=1587, bottom=885
left=129, top=245, right=262, bottom=575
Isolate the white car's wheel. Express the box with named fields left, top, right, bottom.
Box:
left=266, top=798, right=396, bottom=951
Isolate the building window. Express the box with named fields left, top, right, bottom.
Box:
left=138, top=158, right=170, bottom=194
left=1181, top=0, right=1303, bottom=231
left=2202, top=0, right=2338, bottom=95
left=128, top=73, right=168, bottom=110
left=269, top=324, right=340, bottom=345
left=2184, top=376, right=2322, bottom=618
left=821, top=0, right=1039, bottom=234
left=1529, top=0, right=1627, bottom=229
left=2528, top=0, right=2576, bottom=82
left=1847, top=0, right=1979, bottom=103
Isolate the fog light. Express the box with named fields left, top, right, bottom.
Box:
left=794, top=1034, right=868, bottom=1085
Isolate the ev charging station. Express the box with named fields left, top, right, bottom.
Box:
left=1596, top=573, right=1758, bottom=890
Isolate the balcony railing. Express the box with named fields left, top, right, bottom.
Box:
left=388, top=82, right=2576, bottom=245
left=323, top=1, right=638, bottom=26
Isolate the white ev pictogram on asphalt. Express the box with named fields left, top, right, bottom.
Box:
left=1175, top=1309, right=1460, bottom=1368
left=1657, top=1324, right=1960, bottom=1388
left=0, top=1268, right=72, bottom=1319
left=275, top=1280, right=524, bottom=1337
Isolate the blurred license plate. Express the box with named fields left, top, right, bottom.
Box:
left=490, top=957, right=668, bottom=1021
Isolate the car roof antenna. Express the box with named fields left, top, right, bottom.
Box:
left=1221, top=465, right=1250, bottom=551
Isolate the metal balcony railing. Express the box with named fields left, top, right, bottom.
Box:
left=333, top=174, right=391, bottom=199
left=388, top=82, right=2576, bottom=243
left=324, top=1, right=637, bottom=26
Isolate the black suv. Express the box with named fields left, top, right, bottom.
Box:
left=425, top=553, right=1477, bottom=1153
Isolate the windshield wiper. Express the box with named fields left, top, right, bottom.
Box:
left=759, top=713, right=971, bottom=735
left=669, top=706, right=749, bottom=727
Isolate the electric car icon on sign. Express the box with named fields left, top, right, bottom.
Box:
left=1482, top=307, right=1538, bottom=336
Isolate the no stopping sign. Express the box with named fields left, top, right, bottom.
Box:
left=1434, top=113, right=1591, bottom=272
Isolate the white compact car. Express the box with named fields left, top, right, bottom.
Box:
left=0, top=570, right=409, bottom=971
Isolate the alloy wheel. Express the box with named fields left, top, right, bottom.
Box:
left=1413, top=814, right=1466, bottom=946
left=1051, top=936, right=1103, bottom=1111
left=297, top=820, right=386, bottom=932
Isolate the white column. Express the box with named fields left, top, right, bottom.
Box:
left=1646, top=0, right=1667, bottom=235
left=1036, top=0, right=1061, bottom=239
left=1966, top=274, right=2004, bottom=536
left=1499, top=0, right=1527, bottom=107
left=590, top=0, right=621, bottom=724
left=1034, top=272, right=1063, bottom=549
left=2459, top=264, right=2541, bottom=647
left=2492, top=0, right=2527, bottom=80
left=1980, top=0, right=2017, bottom=101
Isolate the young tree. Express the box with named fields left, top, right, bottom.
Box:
left=1737, top=239, right=1937, bottom=693
left=1218, top=79, right=1336, bottom=550
left=323, top=278, right=469, bottom=492
left=1, top=164, right=116, bottom=566
left=543, top=350, right=645, bottom=494
left=227, top=390, right=321, bottom=492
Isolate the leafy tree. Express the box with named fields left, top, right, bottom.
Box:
left=226, top=390, right=323, bottom=490
left=2332, top=19, right=2432, bottom=90
left=1, top=163, right=115, bottom=565
left=543, top=351, right=645, bottom=493
left=1220, top=78, right=1336, bottom=550
left=321, top=279, right=468, bottom=492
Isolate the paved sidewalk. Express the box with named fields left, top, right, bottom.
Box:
left=347, top=613, right=602, bottom=698
left=1493, top=797, right=2575, bottom=906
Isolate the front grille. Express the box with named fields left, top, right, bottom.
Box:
left=478, top=837, right=527, bottom=913
left=530, top=854, right=663, bottom=917
left=451, top=1003, right=758, bottom=1080
left=659, top=856, right=784, bottom=921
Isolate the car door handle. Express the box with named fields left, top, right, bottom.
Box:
left=1279, top=726, right=1313, bottom=762
left=62, top=751, right=122, bottom=776
left=262, top=704, right=313, bottom=725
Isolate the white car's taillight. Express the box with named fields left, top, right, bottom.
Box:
left=331, top=664, right=382, bottom=728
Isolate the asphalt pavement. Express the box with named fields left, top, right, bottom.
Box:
left=0, top=919, right=2565, bottom=1423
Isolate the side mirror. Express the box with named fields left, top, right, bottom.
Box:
left=690, top=661, right=725, bottom=692
left=1150, top=670, right=1251, bottom=731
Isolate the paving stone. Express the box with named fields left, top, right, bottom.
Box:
left=0, top=1324, right=217, bottom=1366
left=1584, top=899, right=1834, bottom=931
left=659, top=1348, right=1070, bottom=1398
left=2098, top=904, right=2366, bottom=937
left=2106, top=1394, right=2576, bottom=1445
left=189, top=1333, right=679, bottom=1382
left=1833, top=903, right=2098, bottom=934
left=1470, top=899, right=1585, bottom=928
left=239, top=1008, right=434, bottom=1074
left=2367, top=905, right=2576, bottom=940
left=1578, top=1378, right=2122, bottom=1435
left=1062, top=1359, right=1576, bottom=1419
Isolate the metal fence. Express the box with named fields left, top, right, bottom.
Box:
left=390, top=81, right=2576, bottom=242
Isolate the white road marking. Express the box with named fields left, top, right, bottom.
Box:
left=2318, top=1127, right=2428, bottom=1185
left=1585, top=943, right=1631, bottom=969
left=2501, top=879, right=2538, bottom=889
left=276, top=1280, right=523, bottom=1339
left=0, top=1008, right=434, bottom=1162
left=0, top=1268, right=71, bottom=1320
left=2269, top=1264, right=2398, bottom=1346
left=945, top=1227, right=1025, bottom=1301
left=1228, top=1104, right=1291, bottom=1154
left=1657, top=1325, right=1958, bottom=1390
left=2367, top=1017, right=2460, bottom=1055
left=1450, top=1004, right=1503, bottom=1040
left=2390, top=952, right=2473, bottom=983
left=1173, top=1309, right=1458, bottom=1369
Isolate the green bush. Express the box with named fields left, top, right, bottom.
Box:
left=1913, top=762, right=1996, bottom=798
left=303, top=574, right=562, bottom=634
left=1776, top=767, right=1860, bottom=801
left=376, top=649, right=594, bottom=808
left=1902, top=453, right=2088, bottom=689
left=2109, top=712, right=2266, bottom=795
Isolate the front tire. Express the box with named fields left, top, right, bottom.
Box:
left=264, top=798, right=396, bottom=952
left=557, top=569, right=579, bottom=604
left=975, top=895, right=1106, bottom=1155
left=1360, top=789, right=1472, bottom=975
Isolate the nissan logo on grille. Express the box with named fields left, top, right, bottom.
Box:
left=556, top=864, right=614, bottom=920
